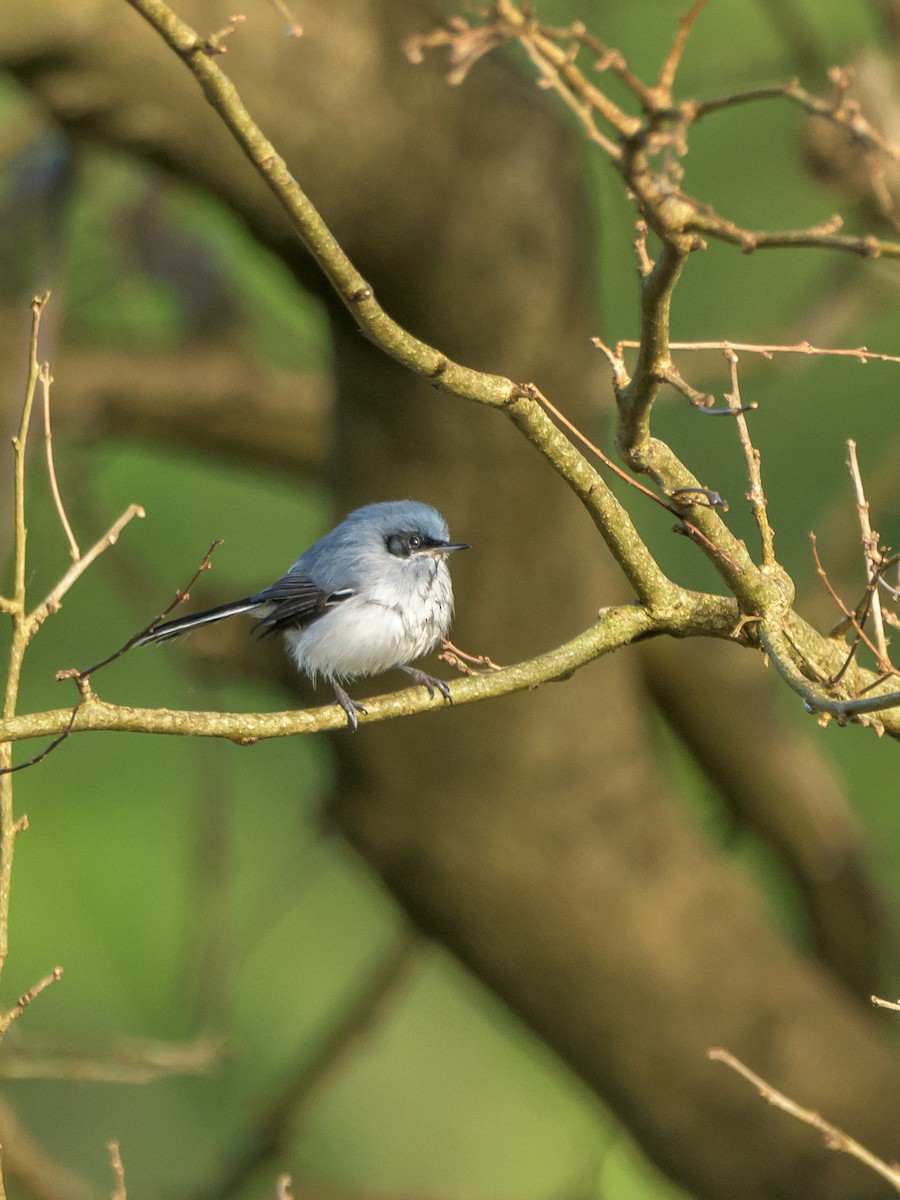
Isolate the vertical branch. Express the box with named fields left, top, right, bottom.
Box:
left=0, top=295, right=51, bottom=1200
left=724, top=350, right=775, bottom=568
left=0, top=294, right=50, bottom=989
left=10, top=295, right=48, bottom=610
left=616, top=239, right=689, bottom=464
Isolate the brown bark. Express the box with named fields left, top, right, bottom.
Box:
left=2, top=3, right=899, bottom=1198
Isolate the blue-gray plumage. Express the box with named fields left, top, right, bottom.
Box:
left=135, top=501, right=468, bottom=729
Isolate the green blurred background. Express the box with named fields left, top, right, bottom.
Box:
left=1, top=1, right=899, bottom=1197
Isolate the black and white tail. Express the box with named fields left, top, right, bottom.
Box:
left=134, top=598, right=260, bottom=647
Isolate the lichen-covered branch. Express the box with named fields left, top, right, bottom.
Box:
left=0, top=597, right=742, bottom=749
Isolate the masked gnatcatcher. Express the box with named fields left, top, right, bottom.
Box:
left=135, top=500, right=469, bottom=730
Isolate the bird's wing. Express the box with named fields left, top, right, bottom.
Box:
left=252, top=573, right=354, bottom=638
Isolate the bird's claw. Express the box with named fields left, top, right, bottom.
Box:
left=401, top=666, right=452, bottom=703
left=332, top=683, right=367, bottom=732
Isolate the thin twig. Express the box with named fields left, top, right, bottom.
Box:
left=686, top=210, right=900, bottom=258
left=709, top=1047, right=900, bottom=1192
left=527, top=385, right=741, bottom=570
left=76, top=539, right=223, bottom=679
left=691, top=73, right=900, bottom=167
left=659, top=363, right=715, bottom=408
left=527, top=384, right=674, bottom=510
left=0, top=968, right=63, bottom=1038
left=39, top=364, right=79, bottom=562
left=29, top=506, right=145, bottom=634
left=847, top=440, right=891, bottom=669
left=518, top=35, right=623, bottom=158
left=871, top=995, right=900, bottom=1011
left=0, top=696, right=86, bottom=777
left=810, top=534, right=881, bottom=679
left=540, top=20, right=653, bottom=106
left=201, top=13, right=245, bottom=55
left=439, top=638, right=503, bottom=675
left=616, top=339, right=900, bottom=365
left=108, top=1141, right=126, bottom=1200
left=656, top=0, right=708, bottom=102
left=724, top=351, right=775, bottom=567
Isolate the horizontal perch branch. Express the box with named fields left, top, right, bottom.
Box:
left=3, top=600, right=735, bottom=748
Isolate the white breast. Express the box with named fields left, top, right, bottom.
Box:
left=284, top=558, right=454, bottom=683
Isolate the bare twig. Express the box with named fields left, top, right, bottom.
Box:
left=0, top=497, right=147, bottom=776
left=810, top=537, right=867, bottom=686
left=656, top=0, right=708, bottom=103
left=724, top=351, right=775, bottom=567
left=616, top=339, right=900, bottom=365
left=709, top=1047, right=900, bottom=1192
left=201, top=13, right=245, bottom=55
left=691, top=72, right=900, bottom=167
left=39, top=364, right=79, bottom=562
left=527, top=385, right=746, bottom=573
left=439, top=638, right=503, bottom=675
left=685, top=210, right=900, bottom=258
left=539, top=19, right=653, bottom=106
left=108, top=1142, right=126, bottom=1200
left=0, top=292, right=50, bottom=995
left=412, top=4, right=900, bottom=259
left=526, top=384, right=672, bottom=511
left=517, top=33, right=624, bottom=158
left=0, top=695, right=86, bottom=777
left=847, top=440, right=891, bottom=669
left=0, top=967, right=63, bottom=1038
left=29, top=506, right=145, bottom=634
left=810, top=534, right=892, bottom=680
left=76, top=539, right=223, bottom=679
left=659, top=363, right=715, bottom=409
left=871, top=995, right=900, bottom=1011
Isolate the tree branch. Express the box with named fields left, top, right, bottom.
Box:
left=0, top=597, right=741, bottom=748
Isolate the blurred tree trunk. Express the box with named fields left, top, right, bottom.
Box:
left=2, top=2, right=900, bottom=1198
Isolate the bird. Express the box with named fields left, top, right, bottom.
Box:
left=133, top=500, right=469, bottom=730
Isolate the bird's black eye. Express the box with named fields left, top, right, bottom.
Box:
left=387, top=530, right=430, bottom=557
left=387, top=533, right=410, bottom=557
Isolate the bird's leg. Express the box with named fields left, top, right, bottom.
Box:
left=399, top=665, right=452, bottom=703
left=332, top=683, right=367, bottom=732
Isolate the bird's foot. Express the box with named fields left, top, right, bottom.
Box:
left=332, top=683, right=367, bottom=732
left=400, top=666, right=452, bottom=703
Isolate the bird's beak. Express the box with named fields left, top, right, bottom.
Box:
left=435, top=541, right=470, bottom=554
